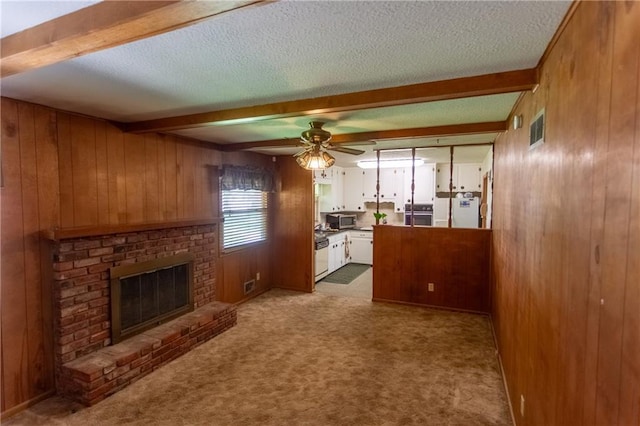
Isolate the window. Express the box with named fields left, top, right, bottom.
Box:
left=222, top=189, right=268, bottom=250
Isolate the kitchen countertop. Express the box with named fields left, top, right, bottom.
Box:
left=314, top=227, right=373, bottom=241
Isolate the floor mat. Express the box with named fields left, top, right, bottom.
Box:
left=322, top=263, right=370, bottom=284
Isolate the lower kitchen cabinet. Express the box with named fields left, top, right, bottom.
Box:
left=349, top=231, right=373, bottom=265
left=327, top=233, right=350, bottom=274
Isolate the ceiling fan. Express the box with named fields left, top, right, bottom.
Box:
left=294, top=121, right=373, bottom=170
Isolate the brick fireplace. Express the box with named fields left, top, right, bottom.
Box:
left=50, top=224, right=236, bottom=405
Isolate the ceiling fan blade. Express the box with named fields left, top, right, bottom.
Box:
left=327, top=146, right=366, bottom=155
left=330, top=140, right=377, bottom=147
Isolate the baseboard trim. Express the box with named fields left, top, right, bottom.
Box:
left=235, top=286, right=271, bottom=305
left=489, top=315, right=517, bottom=426
left=0, top=389, right=56, bottom=420
left=372, top=297, right=490, bottom=316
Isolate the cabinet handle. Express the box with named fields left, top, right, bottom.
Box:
left=461, top=186, right=465, bottom=190
left=358, top=207, right=361, bottom=210
left=381, top=194, right=384, bottom=198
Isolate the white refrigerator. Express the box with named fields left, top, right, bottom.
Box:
left=452, top=197, right=479, bottom=228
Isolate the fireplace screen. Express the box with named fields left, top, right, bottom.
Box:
left=110, top=253, right=194, bottom=344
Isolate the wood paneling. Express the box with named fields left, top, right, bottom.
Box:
left=55, top=112, right=220, bottom=229
left=0, top=98, right=234, bottom=416
left=1, top=99, right=57, bottom=414
left=271, top=156, right=314, bottom=292
left=491, top=2, right=640, bottom=425
left=218, top=244, right=272, bottom=304
left=373, top=226, right=491, bottom=313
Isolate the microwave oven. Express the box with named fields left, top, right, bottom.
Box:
left=326, top=214, right=357, bottom=230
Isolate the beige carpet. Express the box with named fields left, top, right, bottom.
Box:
left=4, top=289, right=511, bottom=426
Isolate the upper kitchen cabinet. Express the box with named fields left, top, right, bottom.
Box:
left=402, top=163, right=436, bottom=205
left=313, top=169, right=332, bottom=184
left=436, top=163, right=482, bottom=193
left=343, top=168, right=365, bottom=211
left=318, top=166, right=344, bottom=212
left=363, top=168, right=402, bottom=202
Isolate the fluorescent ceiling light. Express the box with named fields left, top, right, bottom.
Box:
left=357, top=158, right=425, bottom=169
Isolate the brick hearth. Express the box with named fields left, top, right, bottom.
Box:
left=51, top=224, right=236, bottom=405
left=58, top=302, right=236, bottom=405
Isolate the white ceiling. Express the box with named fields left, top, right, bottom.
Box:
left=0, top=1, right=571, bottom=166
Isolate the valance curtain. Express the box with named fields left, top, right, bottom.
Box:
left=220, top=165, right=275, bottom=192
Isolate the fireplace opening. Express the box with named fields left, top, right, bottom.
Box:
left=110, top=253, right=195, bottom=344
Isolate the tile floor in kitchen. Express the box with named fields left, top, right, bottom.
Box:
left=314, top=266, right=373, bottom=300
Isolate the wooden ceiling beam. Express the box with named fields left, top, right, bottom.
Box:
left=122, top=69, right=535, bottom=134
left=1, top=0, right=269, bottom=77
left=218, top=121, right=507, bottom=151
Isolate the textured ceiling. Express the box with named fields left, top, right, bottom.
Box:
left=0, top=1, right=571, bottom=165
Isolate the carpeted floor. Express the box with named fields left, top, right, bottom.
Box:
left=4, top=289, right=511, bottom=426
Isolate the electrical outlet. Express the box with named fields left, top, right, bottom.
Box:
left=520, top=395, right=525, bottom=417
left=256, top=272, right=260, bottom=280
left=428, top=283, right=435, bottom=292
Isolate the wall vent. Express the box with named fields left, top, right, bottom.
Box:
left=244, top=279, right=255, bottom=295
left=529, top=108, right=545, bottom=150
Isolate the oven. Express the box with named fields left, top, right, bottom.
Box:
left=404, top=203, right=433, bottom=226
left=314, top=236, right=329, bottom=281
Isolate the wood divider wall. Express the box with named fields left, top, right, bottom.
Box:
left=491, top=2, right=640, bottom=425
left=373, top=226, right=491, bottom=313
left=271, top=156, right=314, bottom=293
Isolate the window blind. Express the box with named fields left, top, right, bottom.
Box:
left=222, top=190, right=268, bottom=250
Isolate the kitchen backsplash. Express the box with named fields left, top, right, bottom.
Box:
left=316, top=202, right=404, bottom=228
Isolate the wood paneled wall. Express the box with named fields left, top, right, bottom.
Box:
left=1, top=99, right=58, bottom=414
left=56, top=113, right=221, bottom=228
left=373, top=226, right=491, bottom=313
left=0, top=98, right=274, bottom=416
left=271, top=156, right=314, bottom=292
left=218, top=244, right=272, bottom=304
left=491, top=2, right=640, bottom=425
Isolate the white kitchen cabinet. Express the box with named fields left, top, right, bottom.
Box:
left=313, top=169, right=332, bottom=184
left=436, top=163, right=482, bottom=193
left=401, top=164, right=435, bottom=211
left=456, top=164, right=482, bottom=192
left=327, top=233, right=349, bottom=274
left=349, top=231, right=373, bottom=265
left=318, top=166, right=344, bottom=212
left=333, top=166, right=344, bottom=211
left=363, top=168, right=402, bottom=202
left=343, top=168, right=365, bottom=212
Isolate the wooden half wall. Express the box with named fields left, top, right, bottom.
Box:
left=491, top=2, right=640, bottom=425
left=373, top=226, right=491, bottom=313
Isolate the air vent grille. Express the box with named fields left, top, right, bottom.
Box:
left=529, top=109, right=545, bottom=150
left=244, top=279, right=255, bottom=295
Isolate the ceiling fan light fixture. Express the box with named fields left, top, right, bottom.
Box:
left=296, top=146, right=335, bottom=170
left=357, top=158, right=424, bottom=169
